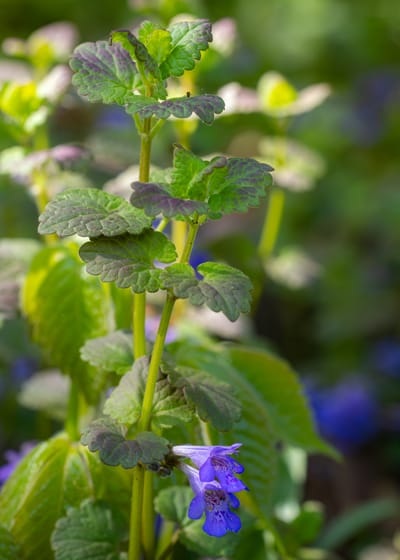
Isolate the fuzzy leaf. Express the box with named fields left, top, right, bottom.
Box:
left=80, top=230, right=177, bottom=292
left=51, top=500, right=122, bottom=560
left=81, top=417, right=169, bottom=468
left=80, top=330, right=133, bottom=375
left=103, top=356, right=194, bottom=429
left=160, top=20, right=212, bottom=78
left=21, top=244, right=110, bottom=403
left=38, top=188, right=151, bottom=238
left=130, top=182, right=208, bottom=220
left=208, top=157, right=274, bottom=217
left=228, top=346, right=337, bottom=457
left=110, top=29, right=161, bottom=82
left=126, top=94, right=225, bottom=125
left=70, top=41, right=139, bottom=105
left=165, top=364, right=241, bottom=431
left=161, top=262, right=252, bottom=321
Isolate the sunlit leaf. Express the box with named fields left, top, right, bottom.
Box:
left=70, top=41, right=139, bottom=105
left=38, top=188, right=151, bottom=238
left=80, top=230, right=177, bottom=292
left=138, top=21, right=172, bottom=65
left=80, top=330, right=133, bottom=375
left=160, top=20, right=212, bottom=78
left=161, top=262, right=252, bottom=321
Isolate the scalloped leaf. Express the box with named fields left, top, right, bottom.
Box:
left=70, top=41, right=139, bottom=105
left=228, top=346, right=337, bottom=457
left=79, top=230, right=177, bottom=292
left=81, top=417, right=169, bottom=468
left=160, top=20, right=212, bottom=78
left=130, top=182, right=208, bottom=220
left=21, top=244, right=110, bottom=403
left=103, top=356, right=194, bottom=429
left=51, top=500, right=122, bottom=560
left=80, top=330, right=133, bottom=375
left=38, top=188, right=151, bottom=238
left=161, top=262, right=252, bottom=321
left=208, top=157, right=274, bottom=217
left=126, top=94, right=225, bottom=125
left=164, top=364, right=241, bottom=431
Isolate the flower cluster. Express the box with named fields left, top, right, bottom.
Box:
left=172, top=444, right=247, bottom=537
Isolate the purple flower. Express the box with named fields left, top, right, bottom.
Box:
left=172, top=443, right=247, bottom=492
left=0, top=442, right=36, bottom=485
left=181, top=464, right=241, bottom=537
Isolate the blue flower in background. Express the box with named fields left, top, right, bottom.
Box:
left=305, top=378, right=379, bottom=453
left=10, top=356, right=37, bottom=384
left=180, top=463, right=242, bottom=537
left=173, top=443, right=247, bottom=492
left=96, top=106, right=132, bottom=129
left=0, top=442, right=36, bottom=486
left=372, top=339, right=400, bottom=378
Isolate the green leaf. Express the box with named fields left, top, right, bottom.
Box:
left=70, top=41, right=139, bottom=105
left=21, top=244, right=110, bottom=403
left=103, top=356, right=194, bottom=429
left=0, top=81, right=48, bottom=135
left=80, top=330, right=134, bottom=375
left=169, top=340, right=279, bottom=518
left=164, top=363, right=241, bottom=431
left=161, top=262, right=253, bottom=321
left=79, top=230, right=177, bottom=292
left=228, top=346, right=336, bottom=456
left=208, top=157, right=274, bottom=217
left=126, top=94, right=224, bottom=125
left=160, top=20, right=212, bottom=78
left=0, top=526, right=20, bottom=560
left=138, top=21, right=172, bottom=65
left=38, top=188, right=151, bottom=238
left=180, top=520, right=239, bottom=557
left=0, top=433, right=126, bottom=559
left=154, top=486, right=193, bottom=525
left=81, top=417, right=170, bottom=468
left=51, top=499, right=122, bottom=560
left=130, top=182, right=208, bottom=220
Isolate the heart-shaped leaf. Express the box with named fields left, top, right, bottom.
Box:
left=79, top=230, right=177, bottom=292
left=38, top=188, right=151, bottom=238
left=80, top=330, right=134, bottom=375
left=81, top=417, right=169, bottom=468
left=161, top=262, right=253, bottom=321
left=70, top=41, right=139, bottom=105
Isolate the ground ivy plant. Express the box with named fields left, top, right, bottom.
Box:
left=0, top=19, right=335, bottom=560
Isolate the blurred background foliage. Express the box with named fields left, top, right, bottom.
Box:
left=0, top=0, right=399, bottom=558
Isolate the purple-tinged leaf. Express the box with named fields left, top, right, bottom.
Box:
left=79, top=230, right=177, bottom=292
left=160, top=20, right=212, bottom=78
left=126, top=94, right=225, bottom=125
left=130, top=182, right=208, bottom=220
left=161, top=262, right=253, bottom=321
left=81, top=417, right=169, bottom=468
left=208, top=157, right=274, bottom=217
left=70, top=41, right=139, bottom=105
left=110, top=29, right=160, bottom=81
left=38, top=188, right=152, bottom=238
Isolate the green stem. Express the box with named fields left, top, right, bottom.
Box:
left=129, top=466, right=145, bottom=560
left=180, top=220, right=200, bottom=264
left=141, top=471, right=155, bottom=560
left=257, top=187, right=285, bottom=259
left=65, top=382, right=80, bottom=441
